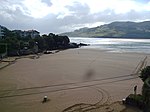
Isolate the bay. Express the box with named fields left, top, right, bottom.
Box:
left=70, top=37, right=150, bottom=54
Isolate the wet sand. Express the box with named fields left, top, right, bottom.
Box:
left=0, top=48, right=149, bottom=112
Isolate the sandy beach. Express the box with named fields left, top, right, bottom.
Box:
left=0, top=48, right=149, bottom=112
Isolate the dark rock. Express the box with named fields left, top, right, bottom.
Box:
left=78, top=43, right=90, bottom=46
left=68, top=43, right=79, bottom=48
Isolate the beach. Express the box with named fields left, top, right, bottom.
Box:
left=0, top=48, right=148, bottom=112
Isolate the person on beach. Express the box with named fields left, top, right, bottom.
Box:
left=42, top=96, right=48, bottom=103
left=134, top=85, right=137, bottom=95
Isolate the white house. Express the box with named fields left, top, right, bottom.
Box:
left=13, top=30, right=40, bottom=38
left=0, top=25, right=4, bottom=39
left=25, top=30, right=40, bottom=38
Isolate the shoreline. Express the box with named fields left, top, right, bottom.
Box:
left=70, top=36, right=150, bottom=39
left=80, top=47, right=150, bottom=54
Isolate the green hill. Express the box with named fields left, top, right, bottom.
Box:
left=60, top=21, right=150, bottom=38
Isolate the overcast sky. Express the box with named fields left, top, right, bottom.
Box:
left=0, top=0, right=150, bottom=34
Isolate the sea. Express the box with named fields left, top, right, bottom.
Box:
left=70, top=37, right=150, bottom=54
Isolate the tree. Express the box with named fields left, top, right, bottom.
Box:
left=0, top=29, right=71, bottom=56
left=61, top=35, right=70, bottom=45
left=34, top=36, right=47, bottom=51
left=29, top=39, right=35, bottom=49
left=140, top=66, right=150, bottom=81
left=0, top=44, right=6, bottom=54
left=4, top=37, right=19, bottom=51
left=140, top=66, right=150, bottom=111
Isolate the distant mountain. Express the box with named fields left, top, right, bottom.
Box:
left=60, top=21, right=150, bottom=38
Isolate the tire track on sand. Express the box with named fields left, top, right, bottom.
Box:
left=62, top=86, right=110, bottom=112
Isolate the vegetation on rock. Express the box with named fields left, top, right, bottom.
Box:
left=0, top=28, right=70, bottom=56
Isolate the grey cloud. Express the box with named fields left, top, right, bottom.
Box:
left=41, top=0, right=52, bottom=7
left=66, top=2, right=90, bottom=16
left=135, top=0, right=150, bottom=3
left=55, top=9, right=150, bottom=33
left=1, top=1, right=150, bottom=34
left=92, top=10, right=150, bottom=22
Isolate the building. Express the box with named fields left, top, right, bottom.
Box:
left=0, top=25, right=4, bottom=39
left=13, top=30, right=40, bottom=38
left=23, top=30, right=40, bottom=38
